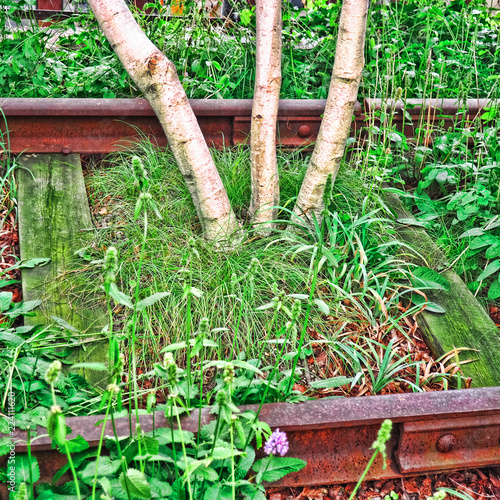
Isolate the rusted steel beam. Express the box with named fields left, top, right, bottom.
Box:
left=0, top=98, right=327, bottom=153
left=3, top=387, right=500, bottom=487
left=1, top=98, right=493, bottom=155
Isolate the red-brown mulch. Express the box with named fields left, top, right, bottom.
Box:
left=267, top=467, right=500, bottom=499
left=0, top=186, right=22, bottom=313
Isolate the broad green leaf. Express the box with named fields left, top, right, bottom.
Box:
left=237, top=446, right=256, bottom=477
left=286, top=294, right=309, bottom=300
left=203, top=360, right=262, bottom=375
left=459, top=227, right=485, bottom=239
left=27, top=380, right=45, bottom=392
left=252, top=456, right=307, bottom=483
left=190, top=287, right=203, bottom=298
left=211, top=446, right=243, bottom=460
left=203, top=484, right=222, bottom=500
left=71, top=362, right=108, bottom=371
left=139, top=436, right=159, bottom=456
left=6, top=258, right=50, bottom=271
left=255, top=301, right=277, bottom=311
left=411, top=267, right=450, bottom=291
left=182, top=458, right=212, bottom=479
left=51, top=316, right=79, bottom=332
left=15, top=454, right=40, bottom=484
left=310, top=376, right=354, bottom=389
left=160, top=338, right=217, bottom=354
left=396, top=218, right=427, bottom=227
left=4, top=299, right=42, bottom=317
left=65, top=435, right=89, bottom=453
left=148, top=476, right=172, bottom=498
left=0, top=331, right=24, bottom=346
left=0, top=278, right=20, bottom=287
left=486, top=242, right=500, bottom=259
left=47, top=411, right=66, bottom=447
left=470, top=234, right=498, bottom=250
left=0, top=418, right=9, bottom=434
left=109, top=283, right=134, bottom=309
left=119, top=468, right=151, bottom=499
left=80, top=457, right=122, bottom=478
left=142, top=452, right=175, bottom=463
left=313, top=298, right=330, bottom=316
left=411, top=293, right=446, bottom=314
left=155, top=428, right=194, bottom=445
left=0, top=437, right=13, bottom=456
left=478, top=260, right=500, bottom=281
left=136, top=292, right=171, bottom=311
left=239, top=483, right=267, bottom=500
left=134, top=197, right=144, bottom=220
left=0, top=292, right=13, bottom=312
left=488, top=279, right=500, bottom=300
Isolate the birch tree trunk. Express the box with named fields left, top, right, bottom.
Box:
left=87, top=0, right=239, bottom=245
left=293, top=0, right=369, bottom=224
left=249, top=0, right=282, bottom=231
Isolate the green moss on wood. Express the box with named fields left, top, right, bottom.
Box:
left=17, top=154, right=107, bottom=388
left=385, top=191, right=500, bottom=387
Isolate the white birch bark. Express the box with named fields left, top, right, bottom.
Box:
left=87, top=0, right=239, bottom=245
left=293, top=0, right=369, bottom=224
left=249, top=0, right=282, bottom=231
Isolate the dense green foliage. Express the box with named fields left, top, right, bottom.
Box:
left=1, top=0, right=499, bottom=99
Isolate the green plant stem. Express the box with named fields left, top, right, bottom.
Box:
left=128, top=207, right=149, bottom=468
left=167, top=398, right=180, bottom=481
left=230, top=420, right=236, bottom=500
left=241, top=304, right=280, bottom=401
left=91, top=393, right=114, bottom=500
left=348, top=450, right=379, bottom=500
left=196, top=343, right=206, bottom=457
left=229, top=295, right=244, bottom=361
left=26, top=428, right=34, bottom=498
left=238, top=320, right=297, bottom=467
left=50, top=385, right=82, bottom=500
left=186, top=291, right=192, bottom=403
left=286, top=261, right=319, bottom=396
left=174, top=398, right=194, bottom=500
left=209, top=409, right=222, bottom=457
left=110, top=409, right=132, bottom=500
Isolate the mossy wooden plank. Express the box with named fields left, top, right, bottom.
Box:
left=385, top=191, right=500, bottom=387
left=17, top=154, right=107, bottom=387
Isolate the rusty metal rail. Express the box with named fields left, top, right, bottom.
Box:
left=3, top=387, right=500, bottom=487
left=1, top=97, right=500, bottom=491
left=0, top=98, right=494, bottom=154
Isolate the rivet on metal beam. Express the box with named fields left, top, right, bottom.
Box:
left=436, top=434, right=457, bottom=453
left=62, top=147, right=72, bottom=155
left=298, top=125, right=311, bottom=138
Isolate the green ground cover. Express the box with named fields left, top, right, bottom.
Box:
left=0, top=1, right=499, bottom=496
left=0, top=144, right=447, bottom=499
left=1, top=0, right=499, bottom=100
left=362, top=104, right=500, bottom=301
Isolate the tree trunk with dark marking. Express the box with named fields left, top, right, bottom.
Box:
left=87, top=0, right=239, bottom=246
left=294, top=0, right=369, bottom=225
left=249, top=0, right=282, bottom=231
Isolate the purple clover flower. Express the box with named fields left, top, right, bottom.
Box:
left=264, top=428, right=289, bottom=456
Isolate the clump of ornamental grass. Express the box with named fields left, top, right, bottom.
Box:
left=56, top=144, right=466, bottom=417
